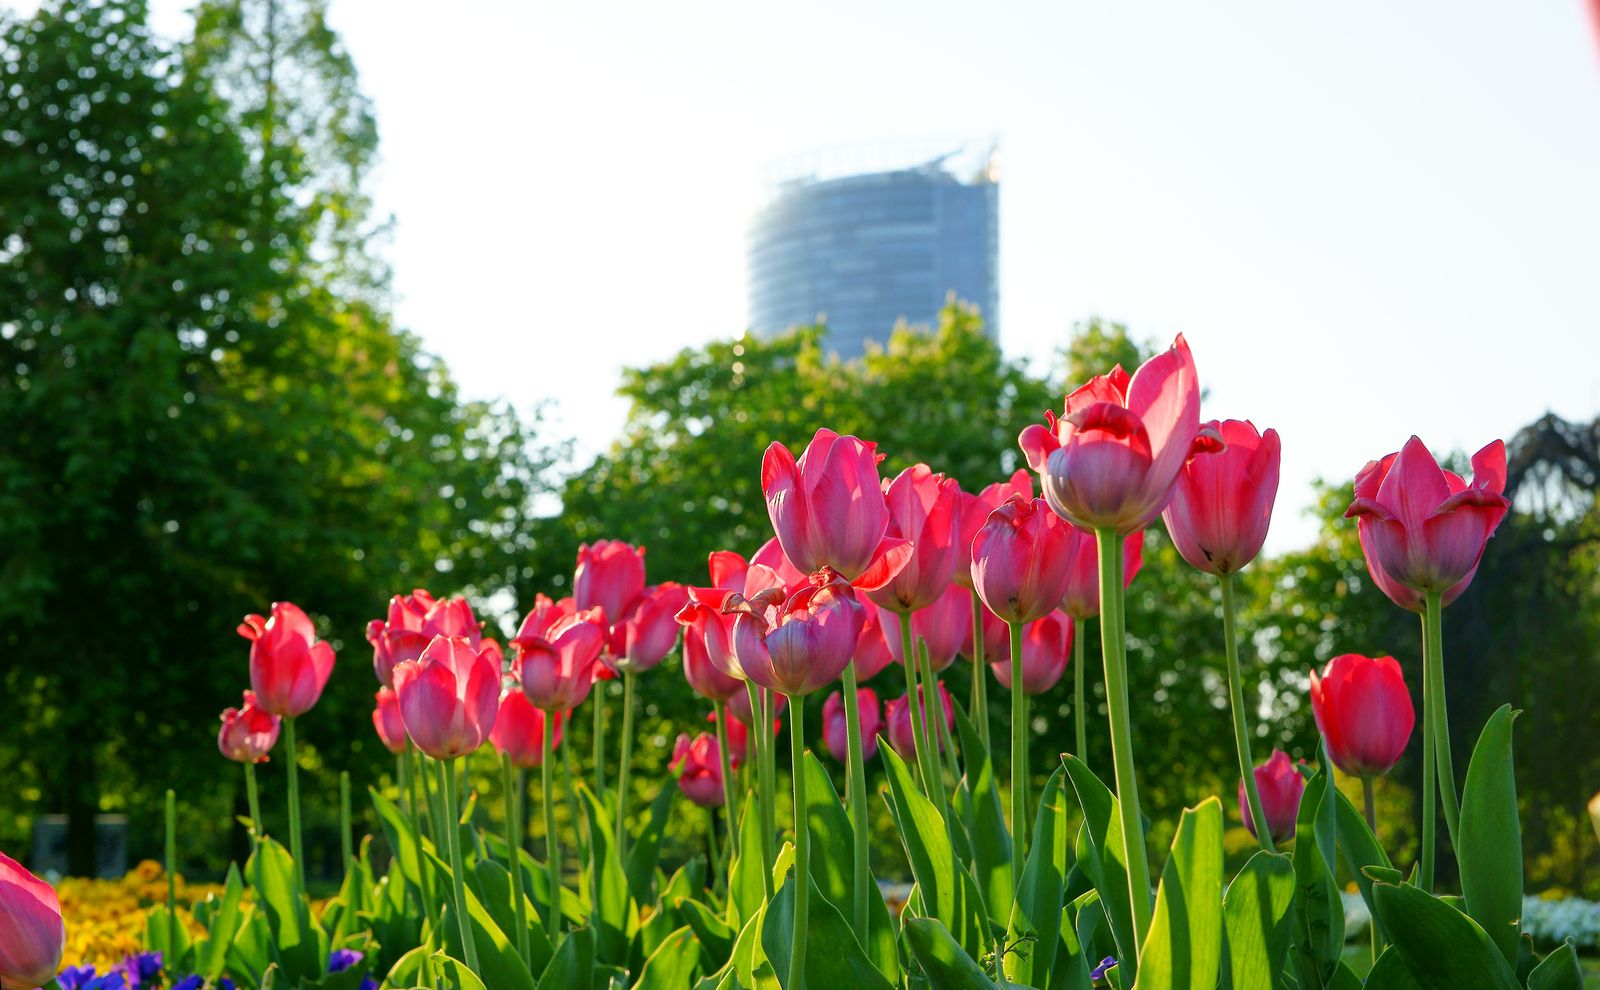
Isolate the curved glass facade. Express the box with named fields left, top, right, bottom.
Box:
left=746, top=162, right=998, bottom=357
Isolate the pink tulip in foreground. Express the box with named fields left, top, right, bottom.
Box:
left=218, top=690, right=282, bottom=763
left=762, top=428, right=902, bottom=581
left=574, top=540, right=647, bottom=622
left=886, top=681, right=954, bottom=756
left=393, top=635, right=500, bottom=760
left=671, top=732, right=726, bottom=808
left=491, top=690, right=563, bottom=769
left=727, top=570, right=865, bottom=697
left=1163, top=419, right=1281, bottom=575
left=1345, top=436, right=1509, bottom=607
left=824, top=687, right=882, bottom=763
left=1020, top=334, right=1205, bottom=535
left=878, top=583, right=972, bottom=673
left=682, top=621, right=744, bottom=702
left=676, top=547, right=792, bottom=681
left=1310, top=654, right=1414, bottom=779
left=971, top=495, right=1075, bottom=624
left=990, top=613, right=1073, bottom=695
left=516, top=608, right=607, bottom=711
left=1240, top=750, right=1305, bottom=844
left=0, top=850, right=64, bottom=990
left=1057, top=527, right=1143, bottom=620
left=867, top=464, right=962, bottom=614
left=954, top=469, right=1033, bottom=589
left=238, top=601, right=336, bottom=718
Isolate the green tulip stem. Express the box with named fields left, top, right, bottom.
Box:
left=616, top=669, right=636, bottom=854
left=1424, top=591, right=1460, bottom=846
left=1095, top=528, right=1153, bottom=954
left=592, top=687, right=607, bottom=796
left=339, top=770, right=353, bottom=873
left=397, top=751, right=411, bottom=823
left=787, top=695, right=810, bottom=990
left=244, top=761, right=264, bottom=843
left=1073, top=624, right=1088, bottom=765
left=970, top=592, right=991, bottom=750
left=1009, top=619, right=1028, bottom=883
left=745, top=680, right=776, bottom=898
left=918, top=641, right=956, bottom=853
left=898, top=614, right=937, bottom=795
left=761, top=688, right=780, bottom=891
left=543, top=723, right=562, bottom=936
left=838, top=663, right=873, bottom=936
left=500, top=753, right=531, bottom=963
left=713, top=699, right=739, bottom=877
left=560, top=715, right=587, bottom=869
left=1419, top=609, right=1438, bottom=893
left=1364, top=775, right=1383, bottom=961
left=283, top=716, right=307, bottom=898
left=1221, top=573, right=1275, bottom=853
left=165, top=788, right=177, bottom=965
left=443, top=756, right=481, bottom=971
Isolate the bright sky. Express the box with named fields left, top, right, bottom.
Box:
left=34, top=0, right=1600, bottom=548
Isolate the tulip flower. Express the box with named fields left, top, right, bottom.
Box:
left=573, top=540, right=647, bottom=621
left=1346, top=436, right=1508, bottom=891
left=886, top=681, right=954, bottom=757
left=954, top=470, right=1033, bottom=589
left=392, top=636, right=500, bottom=761
left=853, top=597, right=898, bottom=682
left=1311, top=653, right=1415, bottom=843
left=671, top=732, right=727, bottom=809
left=716, top=706, right=780, bottom=771
left=683, top=625, right=744, bottom=702
left=238, top=601, right=335, bottom=719
left=0, top=850, right=65, bottom=990
left=1057, top=527, right=1143, bottom=621
left=762, top=428, right=906, bottom=581
left=878, top=583, right=972, bottom=673
left=491, top=691, right=563, bottom=769
left=1162, top=420, right=1280, bottom=576
left=517, top=608, right=607, bottom=712
left=867, top=464, right=962, bottom=614
left=609, top=583, right=688, bottom=674
left=1021, top=337, right=1203, bottom=949
left=823, top=687, right=881, bottom=763
left=1019, top=334, right=1204, bottom=535
left=971, top=495, right=1076, bottom=624
left=727, top=571, right=866, bottom=698
left=366, top=589, right=434, bottom=688
left=990, top=613, right=1073, bottom=695
left=750, top=537, right=808, bottom=592
left=726, top=688, right=786, bottom=731
left=1239, top=750, right=1304, bottom=845
left=218, top=690, right=281, bottom=764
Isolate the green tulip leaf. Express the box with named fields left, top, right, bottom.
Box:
left=1526, top=941, right=1584, bottom=990
left=579, top=783, right=641, bottom=966
left=193, top=862, right=245, bottom=981
left=625, top=782, right=678, bottom=908
left=1221, top=849, right=1296, bottom=990
left=1331, top=782, right=1393, bottom=944
left=631, top=925, right=700, bottom=990
left=953, top=705, right=1014, bottom=924
left=472, top=856, right=555, bottom=975
left=728, top=790, right=768, bottom=929
left=903, top=916, right=1000, bottom=990
left=1290, top=770, right=1344, bottom=980
left=677, top=896, right=735, bottom=966
left=429, top=848, right=537, bottom=990
left=1369, top=880, right=1521, bottom=990
left=1135, top=796, right=1224, bottom=990
left=1458, top=705, right=1523, bottom=968
left=760, top=872, right=895, bottom=990
left=1005, top=766, right=1068, bottom=988
left=245, top=834, right=321, bottom=981
left=1062, top=754, right=1139, bottom=976
left=537, top=926, right=596, bottom=988
left=1363, top=945, right=1424, bottom=990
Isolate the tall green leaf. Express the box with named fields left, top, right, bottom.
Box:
left=1135, top=797, right=1223, bottom=990
left=1290, top=770, right=1344, bottom=981
left=245, top=835, right=321, bottom=981
left=1005, top=767, right=1068, bottom=988
left=728, top=790, right=768, bottom=929
left=538, top=927, right=596, bottom=988
left=579, top=783, right=641, bottom=965
left=1525, top=942, right=1584, bottom=990
left=760, top=873, right=895, bottom=990
left=881, top=740, right=988, bottom=960
left=632, top=926, right=700, bottom=990
left=1369, top=881, right=1521, bottom=990
left=626, top=783, right=678, bottom=908
left=1330, top=783, right=1392, bottom=943
left=903, top=917, right=1000, bottom=990
left=1221, top=850, right=1295, bottom=990
left=1062, top=755, right=1138, bottom=975
left=193, top=863, right=245, bottom=981
left=1458, top=705, right=1523, bottom=968
left=954, top=705, right=1014, bottom=923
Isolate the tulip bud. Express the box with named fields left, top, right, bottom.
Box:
left=1163, top=419, right=1281, bottom=575
left=852, top=598, right=897, bottom=682
left=366, top=589, right=434, bottom=688
left=368, top=687, right=409, bottom=755
left=971, top=495, right=1076, bottom=624
left=238, top=601, right=336, bottom=718
left=670, top=732, right=726, bottom=808
left=1020, top=335, right=1203, bottom=535
left=1309, top=654, right=1414, bottom=779
left=1345, top=437, right=1509, bottom=607
left=574, top=540, right=647, bottom=622
left=866, top=465, right=962, bottom=614
left=885, top=681, right=954, bottom=757
left=990, top=613, right=1073, bottom=695
left=954, top=470, right=1033, bottom=589
left=392, top=635, right=501, bottom=760
left=0, top=850, right=65, bottom=990
left=823, top=687, right=881, bottom=763
left=1239, top=750, right=1304, bottom=844
left=879, top=583, right=973, bottom=673
left=682, top=622, right=744, bottom=702
left=610, top=583, right=688, bottom=674
left=218, top=690, right=282, bottom=763
left=518, top=608, right=607, bottom=711
left=491, top=691, right=563, bottom=768
left=727, top=571, right=865, bottom=698
left=762, top=429, right=893, bottom=580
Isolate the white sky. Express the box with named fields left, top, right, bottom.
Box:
left=27, top=0, right=1600, bottom=549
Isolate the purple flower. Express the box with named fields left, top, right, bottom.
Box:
left=113, top=951, right=163, bottom=987
left=172, top=978, right=204, bottom=990
left=57, top=967, right=99, bottom=990
left=328, top=948, right=366, bottom=974
left=1090, top=956, right=1119, bottom=983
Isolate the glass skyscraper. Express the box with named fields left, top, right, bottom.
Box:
left=746, top=143, right=999, bottom=357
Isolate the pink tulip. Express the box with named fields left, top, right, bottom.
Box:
left=517, top=607, right=607, bottom=711
left=965, top=597, right=1010, bottom=663
left=1057, top=528, right=1144, bottom=620
left=971, top=495, right=1076, bottom=624
left=1239, top=750, right=1304, bottom=844
left=727, top=571, right=866, bottom=697
left=1162, top=419, right=1281, bottom=575
left=1020, top=335, right=1205, bottom=535
left=491, top=690, right=563, bottom=768
left=671, top=732, right=726, bottom=808
left=676, top=549, right=791, bottom=681
left=1345, top=437, right=1509, bottom=606
left=574, top=540, right=647, bottom=621
left=725, top=689, right=786, bottom=728
left=392, top=635, right=501, bottom=760
left=762, top=428, right=902, bottom=581
left=609, top=582, right=688, bottom=673
left=366, top=589, right=435, bottom=687
left=954, top=470, right=1034, bottom=589
left=683, top=621, right=744, bottom=702
left=218, top=690, right=282, bottom=763
left=867, top=464, right=962, bottom=613
left=750, top=537, right=809, bottom=592
left=237, top=601, right=336, bottom=718
left=990, top=613, right=1074, bottom=695
left=823, top=687, right=881, bottom=763
left=886, top=681, right=954, bottom=757
left=716, top=705, right=781, bottom=770
left=0, top=850, right=64, bottom=990
left=1310, top=654, right=1415, bottom=779
left=852, top=597, right=898, bottom=681
left=878, top=583, right=972, bottom=673
left=421, top=595, right=482, bottom=647
left=371, top=687, right=409, bottom=755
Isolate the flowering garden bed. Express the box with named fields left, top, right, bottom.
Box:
left=1, top=337, right=1590, bottom=988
